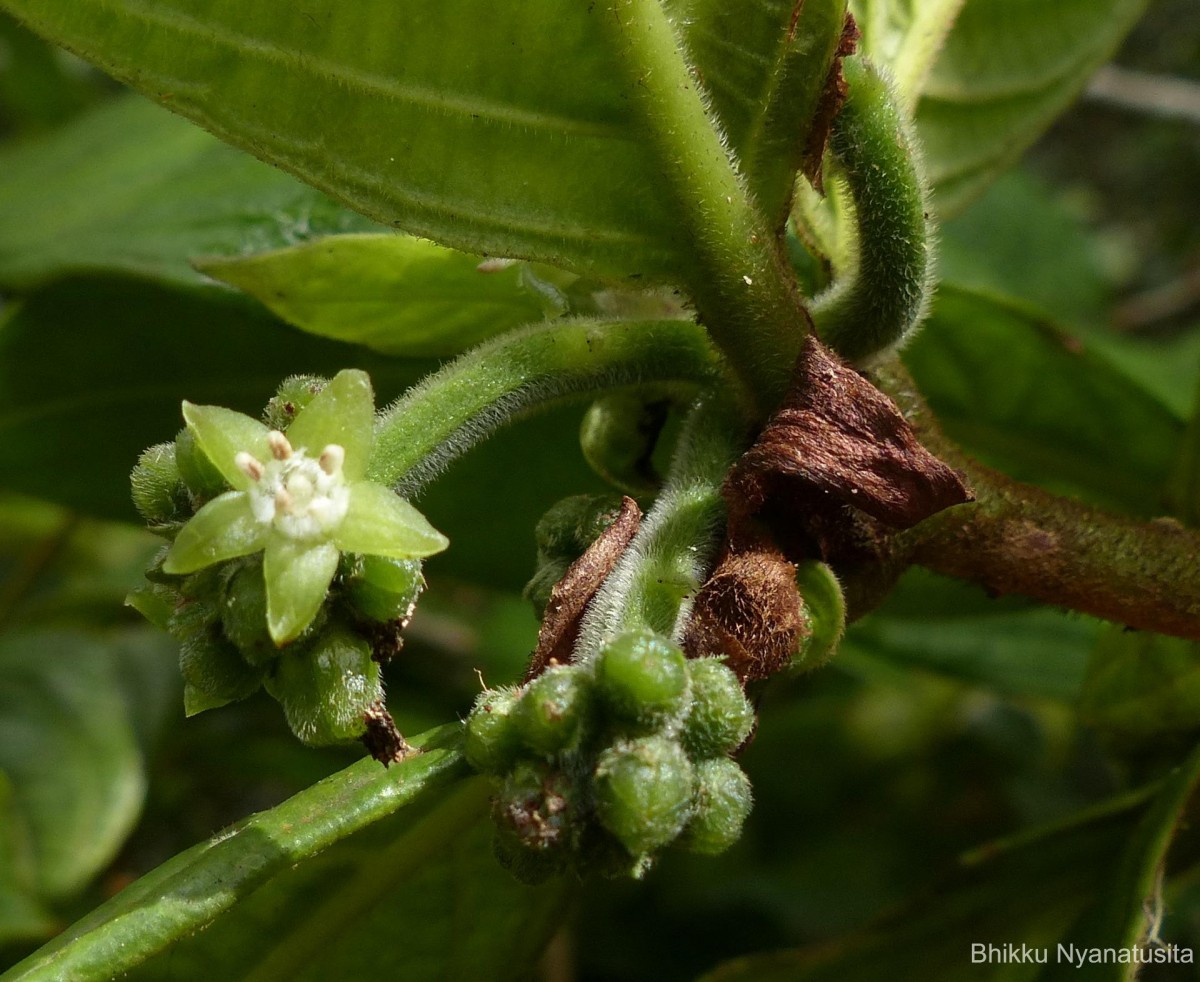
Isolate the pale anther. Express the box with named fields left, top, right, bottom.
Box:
left=235, top=451, right=264, bottom=482
left=267, top=430, right=293, bottom=461
left=318, top=444, right=345, bottom=476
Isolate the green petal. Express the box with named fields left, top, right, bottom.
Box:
left=182, top=402, right=272, bottom=492
left=162, top=492, right=269, bottom=574
left=285, top=369, right=374, bottom=480
left=263, top=537, right=340, bottom=645
left=335, top=482, right=449, bottom=559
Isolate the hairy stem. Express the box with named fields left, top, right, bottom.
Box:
left=575, top=391, right=748, bottom=657
left=368, top=318, right=720, bottom=495
left=876, top=363, right=1200, bottom=641
left=596, top=0, right=811, bottom=413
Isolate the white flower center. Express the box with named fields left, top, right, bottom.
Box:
left=236, top=432, right=349, bottom=541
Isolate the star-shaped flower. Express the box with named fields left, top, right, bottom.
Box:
left=162, top=370, right=448, bottom=644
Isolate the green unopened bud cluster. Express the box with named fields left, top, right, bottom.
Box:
left=465, top=629, right=755, bottom=882
left=129, top=375, right=429, bottom=746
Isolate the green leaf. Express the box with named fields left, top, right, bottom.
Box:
left=1040, top=743, right=1200, bottom=981
left=0, top=629, right=151, bottom=900
left=4, top=726, right=566, bottom=982
left=0, top=11, right=103, bottom=133
left=0, top=275, right=430, bottom=523
left=912, top=0, right=1150, bottom=214
left=668, top=0, right=850, bottom=226
left=846, top=571, right=1097, bottom=702
left=196, top=234, right=555, bottom=358
left=0, top=95, right=376, bottom=289
left=850, top=0, right=965, bottom=108
left=0, top=774, right=56, bottom=947
left=1080, top=628, right=1200, bottom=742
left=902, top=285, right=1184, bottom=515
left=699, top=789, right=1154, bottom=982
left=0, top=0, right=688, bottom=282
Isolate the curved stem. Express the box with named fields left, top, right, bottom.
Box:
left=812, top=57, right=935, bottom=364
left=596, top=0, right=812, bottom=414
left=574, top=391, right=749, bottom=658
left=367, top=317, right=721, bottom=496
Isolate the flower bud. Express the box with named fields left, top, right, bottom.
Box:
left=493, top=760, right=575, bottom=852
left=514, top=665, right=592, bottom=756
left=220, top=560, right=276, bottom=667
left=262, top=375, right=328, bottom=431
left=595, top=629, right=688, bottom=728
left=464, top=687, right=522, bottom=775
left=179, top=627, right=262, bottom=716
left=681, top=659, right=754, bottom=758
left=130, top=443, right=189, bottom=527
left=525, top=494, right=625, bottom=617
left=678, top=757, right=752, bottom=856
left=593, top=735, right=694, bottom=856
left=345, top=556, right=424, bottom=624
left=264, top=625, right=383, bottom=746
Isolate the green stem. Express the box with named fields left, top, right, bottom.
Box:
left=812, top=57, right=934, bottom=364
left=574, top=391, right=748, bottom=657
left=367, top=317, right=721, bottom=495
left=596, top=0, right=811, bottom=413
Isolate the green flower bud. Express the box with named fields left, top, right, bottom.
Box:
left=579, top=392, right=668, bottom=496
left=174, top=426, right=228, bottom=501
left=262, top=374, right=328, bottom=431
left=494, top=760, right=575, bottom=852
left=678, top=757, right=753, bottom=856
left=464, top=687, right=522, bottom=775
left=593, top=735, right=694, bottom=856
left=220, top=560, right=277, bottom=667
left=345, top=556, right=424, bottom=624
left=792, top=561, right=845, bottom=672
left=264, top=625, right=383, bottom=746
left=179, top=627, right=262, bottom=716
left=681, top=659, right=754, bottom=758
left=525, top=494, right=625, bottom=618
left=515, top=665, right=592, bottom=756
left=595, top=629, right=689, bottom=728
left=130, top=442, right=189, bottom=527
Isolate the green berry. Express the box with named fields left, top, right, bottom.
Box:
left=678, top=758, right=753, bottom=856
left=346, top=556, right=424, bottom=624
left=514, top=665, right=591, bottom=756
left=263, top=374, right=327, bottom=431
left=179, top=627, right=262, bottom=716
left=220, top=561, right=276, bottom=667
left=464, top=687, right=522, bottom=775
left=595, top=629, right=688, bottom=727
left=174, top=426, right=227, bottom=501
left=792, top=561, right=845, bottom=672
left=494, top=760, right=575, bottom=852
left=681, top=659, right=754, bottom=758
left=264, top=625, right=383, bottom=746
left=130, top=442, right=188, bottom=527
left=593, top=735, right=694, bottom=856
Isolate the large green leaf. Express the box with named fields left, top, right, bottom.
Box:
left=902, top=285, right=1184, bottom=515
left=0, top=629, right=163, bottom=902
left=700, top=789, right=1154, bottom=982
left=1040, top=744, right=1200, bottom=982
left=1, top=725, right=556, bottom=981
left=0, top=0, right=688, bottom=282
left=0, top=95, right=376, bottom=289
left=196, top=234, right=557, bottom=358
left=913, top=0, right=1150, bottom=215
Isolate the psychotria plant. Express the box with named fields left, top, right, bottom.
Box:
left=1, top=0, right=1199, bottom=980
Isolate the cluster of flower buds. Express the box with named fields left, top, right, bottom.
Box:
left=465, top=629, right=755, bottom=881
left=128, top=371, right=448, bottom=747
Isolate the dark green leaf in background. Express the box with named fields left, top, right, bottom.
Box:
left=0, top=96, right=376, bottom=290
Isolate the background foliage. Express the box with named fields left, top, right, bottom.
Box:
left=0, top=0, right=1198, bottom=979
